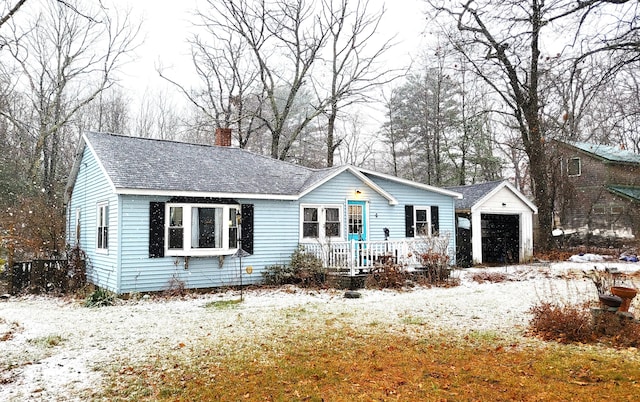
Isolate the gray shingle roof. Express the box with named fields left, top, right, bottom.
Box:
left=446, top=180, right=505, bottom=210
left=85, top=132, right=332, bottom=196
left=569, top=141, right=640, bottom=164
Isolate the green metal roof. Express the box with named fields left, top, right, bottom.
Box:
left=608, top=186, right=640, bottom=202
left=569, top=141, right=640, bottom=164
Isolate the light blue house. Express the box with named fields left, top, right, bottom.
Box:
left=65, top=130, right=461, bottom=294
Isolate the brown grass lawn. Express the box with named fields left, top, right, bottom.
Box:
left=100, top=324, right=640, bottom=401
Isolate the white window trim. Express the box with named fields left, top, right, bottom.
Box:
left=414, top=206, right=432, bottom=237
left=567, top=157, right=581, bottom=177
left=299, top=203, right=345, bottom=242
left=96, top=202, right=109, bottom=254
left=165, top=203, right=240, bottom=257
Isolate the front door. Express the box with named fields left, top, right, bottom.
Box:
left=348, top=201, right=367, bottom=241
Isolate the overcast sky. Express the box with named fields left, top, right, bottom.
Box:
left=117, top=0, right=429, bottom=106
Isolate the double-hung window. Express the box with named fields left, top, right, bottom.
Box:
left=166, top=203, right=240, bottom=256
left=301, top=204, right=343, bottom=241
left=414, top=207, right=431, bottom=236
left=96, top=202, right=109, bottom=251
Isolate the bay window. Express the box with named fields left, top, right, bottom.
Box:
left=166, top=203, right=239, bottom=256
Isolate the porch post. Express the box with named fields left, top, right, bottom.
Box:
left=349, top=239, right=355, bottom=276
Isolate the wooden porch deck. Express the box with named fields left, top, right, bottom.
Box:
left=302, top=237, right=450, bottom=276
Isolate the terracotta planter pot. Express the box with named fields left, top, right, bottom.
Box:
left=610, top=286, right=638, bottom=312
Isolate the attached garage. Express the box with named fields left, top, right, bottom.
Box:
left=447, top=181, right=537, bottom=266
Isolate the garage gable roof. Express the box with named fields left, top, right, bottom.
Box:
left=447, top=180, right=537, bottom=213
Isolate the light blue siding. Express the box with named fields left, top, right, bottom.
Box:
left=117, top=196, right=301, bottom=293
left=66, top=147, right=119, bottom=292
left=366, top=174, right=457, bottom=261
left=300, top=171, right=457, bottom=261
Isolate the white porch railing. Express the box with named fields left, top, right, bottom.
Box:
left=301, top=237, right=450, bottom=276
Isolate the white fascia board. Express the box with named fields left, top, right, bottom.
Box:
left=470, top=181, right=538, bottom=214
left=346, top=166, right=398, bottom=205
left=114, top=188, right=299, bottom=201
left=356, top=167, right=463, bottom=199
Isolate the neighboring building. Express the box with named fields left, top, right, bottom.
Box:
left=64, top=130, right=461, bottom=294
left=552, top=140, right=640, bottom=241
left=447, top=180, right=537, bottom=266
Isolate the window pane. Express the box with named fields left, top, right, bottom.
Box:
left=325, top=208, right=340, bottom=237
left=416, top=208, right=429, bottom=236
left=170, top=207, right=183, bottom=226
left=304, top=208, right=318, bottom=222
left=567, top=158, right=581, bottom=176
left=193, top=207, right=222, bottom=249
left=303, top=223, right=319, bottom=238
left=325, top=222, right=340, bottom=237
left=416, top=223, right=429, bottom=236
left=348, top=205, right=362, bottom=235
left=229, top=208, right=239, bottom=248
left=97, top=205, right=108, bottom=249
left=169, top=228, right=184, bottom=249
left=325, top=208, right=339, bottom=222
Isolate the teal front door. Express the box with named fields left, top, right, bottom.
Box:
left=348, top=201, right=367, bottom=241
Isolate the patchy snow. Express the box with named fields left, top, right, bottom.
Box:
left=1, top=261, right=639, bottom=401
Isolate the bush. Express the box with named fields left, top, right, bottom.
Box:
left=262, top=247, right=326, bottom=288
left=528, top=302, right=594, bottom=343
left=262, top=264, right=297, bottom=285
left=163, top=277, right=187, bottom=297
left=85, top=287, right=117, bottom=307
left=528, top=302, right=640, bottom=347
left=289, top=247, right=325, bottom=288
left=365, top=262, right=408, bottom=289
left=415, top=251, right=453, bottom=286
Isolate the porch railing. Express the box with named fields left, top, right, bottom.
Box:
left=301, top=237, right=450, bottom=276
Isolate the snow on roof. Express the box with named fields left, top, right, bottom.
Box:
left=568, top=141, right=640, bottom=164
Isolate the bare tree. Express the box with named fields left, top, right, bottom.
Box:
left=335, top=112, right=378, bottom=167
left=134, top=88, right=183, bottom=141
left=180, top=0, right=398, bottom=163
left=428, top=0, right=638, bottom=250
left=159, top=26, right=264, bottom=148
left=188, top=0, right=329, bottom=160
left=0, top=0, right=26, bottom=33
left=0, top=0, right=140, bottom=197
left=318, top=0, right=399, bottom=166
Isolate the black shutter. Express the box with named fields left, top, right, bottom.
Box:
left=149, top=202, right=165, bottom=258
left=405, top=205, right=414, bottom=237
left=241, top=204, right=254, bottom=255
left=431, top=206, right=439, bottom=236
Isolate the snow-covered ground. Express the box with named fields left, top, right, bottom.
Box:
left=1, top=261, right=639, bottom=401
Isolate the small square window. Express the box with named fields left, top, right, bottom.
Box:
left=592, top=206, right=606, bottom=215
left=567, top=157, right=581, bottom=176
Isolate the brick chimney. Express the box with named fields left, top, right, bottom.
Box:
left=214, top=128, right=232, bottom=147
